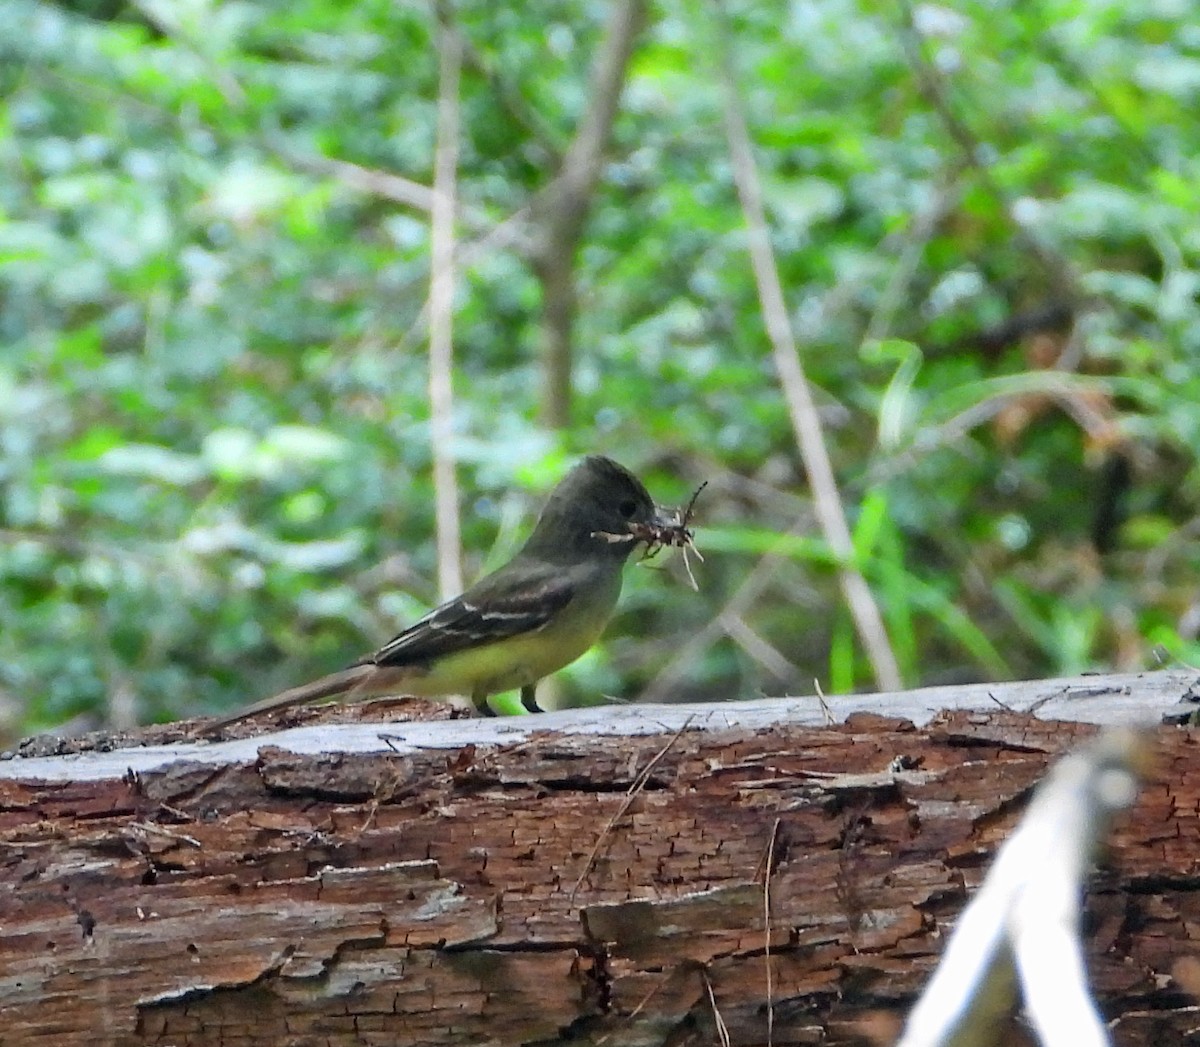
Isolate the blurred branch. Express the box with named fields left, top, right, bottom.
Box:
left=720, top=613, right=799, bottom=682
left=640, top=525, right=803, bottom=703
left=869, top=370, right=1121, bottom=488
left=432, top=0, right=564, bottom=165
left=895, top=0, right=1085, bottom=306
left=898, top=728, right=1150, bottom=1047
left=712, top=5, right=903, bottom=692
left=393, top=2, right=649, bottom=422
left=116, top=0, right=454, bottom=225
left=1033, top=35, right=1159, bottom=173
left=926, top=301, right=1076, bottom=361
left=264, top=135, right=513, bottom=242
left=428, top=16, right=464, bottom=598
left=860, top=177, right=961, bottom=350
left=278, top=144, right=574, bottom=255
left=388, top=201, right=538, bottom=360
left=278, top=149, right=438, bottom=215
left=639, top=464, right=815, bottom=703
left=311, top=8, right=653, bottom=373
left=526, top=0, right=649, bottom=428
left=126, top=0, right=247, bottom=109
left=790, top=170, right=964, bottom=350
left=26, top=61, right=453, bottom=233
left=107, top=671, right=139, bottom=732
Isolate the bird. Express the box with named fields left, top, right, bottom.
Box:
left=204, top=456, right=676, bottom=731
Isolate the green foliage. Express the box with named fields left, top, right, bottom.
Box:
left=2, top=0, right=1200, bottom=732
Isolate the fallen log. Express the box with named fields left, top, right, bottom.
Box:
left=1, top=669, right=1197, bottom=1046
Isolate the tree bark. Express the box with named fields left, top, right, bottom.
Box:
left=1, top=670, right=1198, bottom=1046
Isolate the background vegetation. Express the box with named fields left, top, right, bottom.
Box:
left=2, top=0, right=1199, bottom=735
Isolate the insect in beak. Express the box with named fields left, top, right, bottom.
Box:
left=592, top=481, right=707, bottom=590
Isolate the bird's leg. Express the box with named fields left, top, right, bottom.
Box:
left=520, top=684, right=543, bottom=714
left=472, top=689, right=497, bottom=717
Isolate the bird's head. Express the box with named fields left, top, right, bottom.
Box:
left=523, top=456, right=673, bottom=563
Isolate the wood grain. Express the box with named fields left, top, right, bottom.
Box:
left=0, top=670, right=1197, bottom=1045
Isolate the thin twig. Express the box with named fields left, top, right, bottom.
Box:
left=640, top=531, right=798, bottom=703
left=432, top=0, right=564, bottom=163
left=383, top=201, right=539, bottom=361
left=596, top=976, right=667, bottom=1044
left=721, top=613, right=799, bottom=683
left=595, top=965, right=697, bottom=1045
left=869, top=371, right=1121, bottom=488
left=711, top=3, right=901, bottom=691
left=570, top=715, right=695, bottom=901
left=285, top=148, right=438, bottom=213
left=702, top=968, right=733, bottom=1047
left=428, top=14, right=464, bottom=598
left=117, top=0, right=464, bottom=229
left=310, top=0, right=646, bottom=387
left=861, top=178, right=960, bottom=350
left=762, top=816, right=781, bottom=1047
left=895, top=0, right=1084, bottom=305
left=126, top=0, right=246, bottom=109
left=813, top=678, right=836, bottom=726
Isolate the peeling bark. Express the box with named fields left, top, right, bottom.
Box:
left=1, top=671, right=1198, bottom=1046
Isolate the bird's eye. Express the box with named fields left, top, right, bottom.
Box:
left=618, top=498, right=638, bottom=519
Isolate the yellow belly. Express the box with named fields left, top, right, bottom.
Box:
left=402, top=573, right=622, bottom=699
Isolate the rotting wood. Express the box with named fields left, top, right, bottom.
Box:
left=0, top=670, right=1198, bottom=1046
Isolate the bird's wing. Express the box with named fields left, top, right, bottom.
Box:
left=367, top=560, right=577, bottom=669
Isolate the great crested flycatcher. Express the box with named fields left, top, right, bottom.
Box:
left=207, top=455, right=676, bottom=729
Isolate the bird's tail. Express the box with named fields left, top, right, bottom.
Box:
left=201, top=664, right=375, bottom=735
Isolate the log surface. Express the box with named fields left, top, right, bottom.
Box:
left=1, top=670, right=1199, bottom=1046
